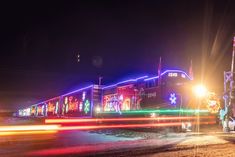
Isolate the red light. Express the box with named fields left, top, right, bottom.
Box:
left=45, top=116, right=215, bottom=124
left=0, top=125, right=60, bottom=136
left=0, top=125, right=60, bottom=132
left=0, top=130, right=57, bottom=136
left=59, top=121, right=216, bottom=131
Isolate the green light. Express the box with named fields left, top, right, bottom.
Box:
left=84, top=100, right=90, bottom=114
left=100, top=109, right=209, bottom=115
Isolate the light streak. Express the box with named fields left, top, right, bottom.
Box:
left=0, top=120, right=216, bottom=136
left=58, top=121, right=216, bottom=131
left=0, top=130, right=57, bottom=136
left=45, top=116, right=215, bottom=124
left=0, top=125, right=60, bottom=132
left=59, top=122, right=183, bottom=130
left=99, top=109, right=209, bottom=114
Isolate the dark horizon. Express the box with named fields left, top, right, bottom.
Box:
left=0, top=0, right=235, bottom=110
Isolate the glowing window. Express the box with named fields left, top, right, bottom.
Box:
left=168, top=73, right=178, bottom=77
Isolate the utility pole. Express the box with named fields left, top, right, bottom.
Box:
left=223, top=36, right=235, bottom=132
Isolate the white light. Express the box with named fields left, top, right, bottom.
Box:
left=194, top=84, right=207, bottom=98
left=150, top=113, right=156, bottom=118
left=77, top=53, right=80, bottom=62
left=96, top=106, right=101, bottom=113
left=82, top=92, right=86, bottom=101
left=168, top=73, right=178, bottom=77
left=119, top=95, right=123, bottom=100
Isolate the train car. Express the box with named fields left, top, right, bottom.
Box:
left=45, top=97, right=60, bottom=117
left=101, top=76, right=147, bottom=114
left=18, top=107, right=31, bottom=117
left=36, top=103, right=45, bottom=117
left=60, top=85, right=95, bottom=118
left=30, top=105, right=37, bottom=116
left=25, top=85, right=102, bottom=118
left=65, top=85, right=102, bottom=117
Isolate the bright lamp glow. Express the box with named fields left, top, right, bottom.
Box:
left=194, top=84, right=207, bottom=97
left=95, top=106, right=101, bottom=113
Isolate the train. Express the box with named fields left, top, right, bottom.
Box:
left=18, top=69, right=214, bottom=120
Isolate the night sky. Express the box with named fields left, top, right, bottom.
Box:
left=0, top=0, right=234, bottom=110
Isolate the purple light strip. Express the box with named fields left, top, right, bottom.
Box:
left=102, top=75, right=148, bottom=89
left=61, top=85, right=94, bottom=97
left=144, top=70, right=192, bottom=81
left=144, top=76, right=159, bottom=81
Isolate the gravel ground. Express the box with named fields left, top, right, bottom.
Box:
left=142, top=143, right=235, bottom=157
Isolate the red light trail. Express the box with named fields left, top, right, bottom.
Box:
left=0, top=130, right=57, bottom=136
left=0, top=118, right=216, bottom=136
left=0, top=125, right=60, bottom=136
left=58, top=121, right=216, bottom=131
left=45, top=116, right=215, bottom=124
left=0, top=125, right=60, bottom=132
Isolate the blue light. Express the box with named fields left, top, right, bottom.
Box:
left=62, top=85, right=94, bottom=97
left=144, top=69, right=192, bottom=81
left=144, top=76, right=159, bottom=81
left=102, top=75, right=148, bottom=89
left=169, top=93, right=177, bottom=105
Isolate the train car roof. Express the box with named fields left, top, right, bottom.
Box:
left=144, top=69, right=192, bottom=81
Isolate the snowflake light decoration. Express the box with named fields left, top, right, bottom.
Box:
left=84, top=100, right=90, bottom=114
left=169, top=93, right=177, bottom=105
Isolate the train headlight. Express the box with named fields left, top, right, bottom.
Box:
left=193, top=84, right=207, bottom=98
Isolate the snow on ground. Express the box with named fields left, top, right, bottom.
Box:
left=0, top=130, right=143, bottom=157
left=0, top=117, right=42, bottom=125
left=89, top=128, right=184, bottom=139
left=27, top=135, right=184, bottom=156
